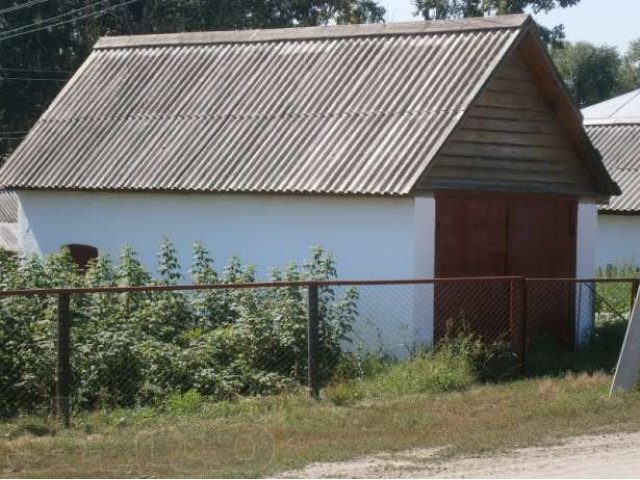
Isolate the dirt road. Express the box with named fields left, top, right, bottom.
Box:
left=283, top=431, right=640, bottom=478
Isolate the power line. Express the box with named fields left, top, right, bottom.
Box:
left=0, top=0, right=49, bottom=16
left=0, top=76, right=68, bottom=81
left=0, top=0, right=141, bottom=40
left=0, top=0, right=111, bottom=37
left=0, top=67, right=74, bottom=74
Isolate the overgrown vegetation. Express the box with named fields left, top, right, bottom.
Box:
left=0, top=241, right=358, bottom=418
left=327, top=330, right=519, bottom=406
left=2, top=373, right=640, bottom=478
left=1, top=244, right=636, bottom=433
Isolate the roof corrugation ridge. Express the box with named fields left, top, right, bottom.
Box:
left=0, top=24, right=526, bottom=195
left=585, top=123, right=640, bottom=212
left=95, top=14, right=530, bottom=49
left=0, top=190, right=17, bottom=222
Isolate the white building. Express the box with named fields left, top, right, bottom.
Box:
left=0, top=15, right=618, bottom=347
left=583, top=88, right=640, bottom=268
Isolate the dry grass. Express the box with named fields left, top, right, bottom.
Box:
left=1, top=373, right=640, bottom=478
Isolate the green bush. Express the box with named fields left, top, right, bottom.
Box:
left=0, top=241, right=358, bottom=417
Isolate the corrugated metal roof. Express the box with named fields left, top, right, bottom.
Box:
left=585, top=122, right=640, bottom=212
left=0, top=190, right=17, bottom=222
left=0, top=15, right=531, bottom=195
left=0, top=190, right=18, bottom=251
left=0, top=223, right=17, bottom=252
left=583, top=88, right=640, bottom=121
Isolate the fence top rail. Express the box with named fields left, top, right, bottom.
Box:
left=0, top=276, right=637, bottom=297
left=0, top=275, right=532, bottom=297
left=525, top=277, right=640, bottom=283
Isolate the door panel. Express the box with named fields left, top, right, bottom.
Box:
left=434, top=192, right=577, bottom=346
left=435, top=195, right=509, bottom=343
left=508, top=199, right=576, bottom=344
left=507, top=199, right=575, bottom=277
left=436, top=196, right=507, bottom=277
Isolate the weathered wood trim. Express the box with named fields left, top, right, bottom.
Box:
left=415, top=180, right=603, bottom=198
left=460, top=116, right=559, bottom=134
left=435, top=155, right=584, bottom=173
left=465, top=106, right=553, bottom=122
left=439, top=142, right=579, bottom=163
left=450, top=129, right=568, bottom=148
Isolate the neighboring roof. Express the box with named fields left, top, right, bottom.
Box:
left=584, top=90, right=640, bottom=213
left=0, top=190, right=18, bottom=251
left=584, top=122, right=640, bottom=213
left=582, top=88, right=640, bottom=121
left=0, top=189, right=17, bottom=222
left=0, top=14, right=616, bottom=197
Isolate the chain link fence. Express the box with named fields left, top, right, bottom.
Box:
left=0, top=276, right=636, bottom=425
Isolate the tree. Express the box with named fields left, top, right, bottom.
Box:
left=551, top=41, right=622, bottom=107
left=618, top=39, right=640, bottom=94
left=0, top=0, right=385, bottom=163
left=413, top=0, right=580, bottom=46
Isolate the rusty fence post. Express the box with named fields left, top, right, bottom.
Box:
left=56, top=293, right=72, bottom=428
left=307, top=283, right=320, bottom=399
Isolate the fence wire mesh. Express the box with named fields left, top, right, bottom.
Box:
left=0, top=277, right=636, bottom=423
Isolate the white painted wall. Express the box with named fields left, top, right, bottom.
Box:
left=576, top=201, right=598, bottom=346
left=597, top=214, right=640, bottom=268
left=18, top=190, right=437, bottom=356
left=18, top=191, right=418, bottom=279
left=412, top=195, right=435, bottom=348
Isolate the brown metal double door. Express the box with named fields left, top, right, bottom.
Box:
left=434, top=192, right=577, bottom=345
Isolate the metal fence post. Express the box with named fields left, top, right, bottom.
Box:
left=307, top=283, right=320, bottom=399
left=632, top=279, right=639, bottom=311
left=56, top=293, right=72, bottom=428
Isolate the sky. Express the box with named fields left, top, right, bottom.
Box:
left=379, top=0, right=639, bottom=54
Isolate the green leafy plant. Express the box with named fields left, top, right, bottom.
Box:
left=0, top=242, right=359, bottom=417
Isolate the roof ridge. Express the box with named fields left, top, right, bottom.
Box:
left=94, top=14, right=530, bottom=50
left=584, top=118, right=640, bottom=126
left=610, top=88, right=640, bottom=118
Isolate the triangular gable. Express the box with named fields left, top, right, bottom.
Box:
left=414, top=27, right=619, bottom=200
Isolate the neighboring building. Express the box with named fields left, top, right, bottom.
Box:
left=583, top=88, right=640, bottom=268
left=0, top=14, right=618, bottom=346
left=0, top=189, right=18, bottom=253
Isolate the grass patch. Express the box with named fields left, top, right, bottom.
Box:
left=326, top=351, right=475, bottom=405
left=2, top=373, right=639, bottom=478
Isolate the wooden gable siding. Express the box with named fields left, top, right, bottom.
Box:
left=417, top=47, right=596, bottom=195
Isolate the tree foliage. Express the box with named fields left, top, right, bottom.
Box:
left=0, top=0, right=385, bottom=162
left=551, top=41, right=621, bottom=107
left=551, top=40, right=640, bottom=107
left=618, top=39, right=640, bottom=94
left=413, top=0, right=580, bottom=45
